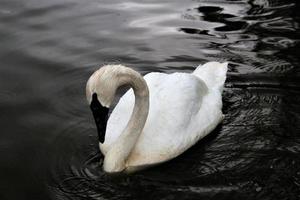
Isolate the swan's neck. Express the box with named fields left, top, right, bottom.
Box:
left=103, top=70, right=149, bottom=172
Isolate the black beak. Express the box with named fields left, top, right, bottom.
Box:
left=90, top=93, right=109, bottom=143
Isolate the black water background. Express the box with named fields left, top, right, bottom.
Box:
left=0, top=0, right=299, bottom=199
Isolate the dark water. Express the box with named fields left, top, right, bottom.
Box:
left=0, top=0, right=299, bottom=199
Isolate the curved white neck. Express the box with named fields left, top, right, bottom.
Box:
left=103, top=69, right=149, bottom=172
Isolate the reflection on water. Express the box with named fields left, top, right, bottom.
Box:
left=0, top=0, right=299, bottom=199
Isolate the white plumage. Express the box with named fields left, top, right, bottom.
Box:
left=86, top=61, right=228, bottom=173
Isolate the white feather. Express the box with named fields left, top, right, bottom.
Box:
left=96, top=61, right=228, bottom=172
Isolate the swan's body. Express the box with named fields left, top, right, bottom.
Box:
left=86, top=62, right=228, bottom=173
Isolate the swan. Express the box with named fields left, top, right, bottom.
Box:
left=86, top=62, right=228, bottom=173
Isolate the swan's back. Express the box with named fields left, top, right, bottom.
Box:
left=101, top=62, right=228, bottom=170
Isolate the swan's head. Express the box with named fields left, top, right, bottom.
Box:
left=86, top=65, right=126, bottom=143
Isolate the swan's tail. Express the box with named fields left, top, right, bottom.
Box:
left=193, top=61, right=228, bottom=92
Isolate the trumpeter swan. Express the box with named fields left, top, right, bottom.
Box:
left=86, top=62, right=228, bottom=173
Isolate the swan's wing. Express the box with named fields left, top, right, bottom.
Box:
left=127, top=72, right=218, bottom=167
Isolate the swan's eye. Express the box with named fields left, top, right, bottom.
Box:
left=90, top=93, right=109, bottom=143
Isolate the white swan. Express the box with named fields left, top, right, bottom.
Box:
left=86, top=62, right=228, bottom=173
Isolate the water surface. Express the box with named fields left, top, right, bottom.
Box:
left=0, top=0, right=299, bottom=199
